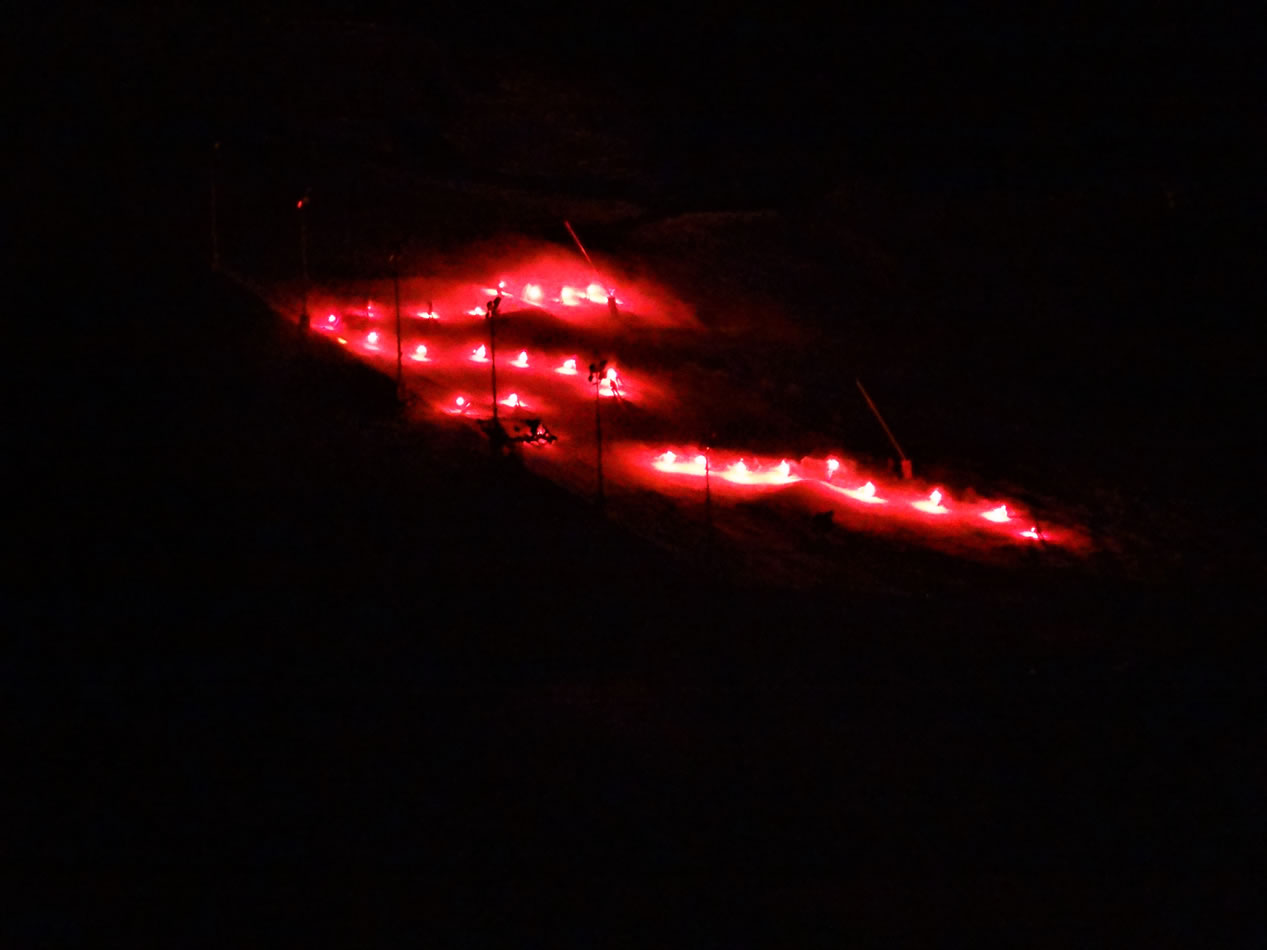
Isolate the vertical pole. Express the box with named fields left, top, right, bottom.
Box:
left=594, top=380, right=604, bottom=509
left=210, top=142, right=220, bottom=272
left=393, top=264, right=403, bottom=395
left=489, top=306, right=498, bottom=425
left=298, top=199, right=310, bottom=326
left=704, top=450, right=711, bottom=531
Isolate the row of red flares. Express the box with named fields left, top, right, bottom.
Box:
left=313, top=285, right=1049, bottom=544
left=650, top=451, right=1046, bottom=541
left=332, top=279, right=620, bottom=323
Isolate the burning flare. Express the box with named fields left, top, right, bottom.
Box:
left=1021, top=526, right=1043, bottom=540
left=827, top=480, right=886, bottom=504
left=556, top=358, right=578, bottom=375
left=826, top=457, right=840, bottom=476
left=982, top=504, right=1010, bottom=523
left=523, top=284, right=543, bottom=303
left=416, top=310, right=439, bottom=320
left=560, top=286, right=583, bottom=307
left=511, top=351, right=529, bottom=368
left=586, top=282, right=609, bottom=304
left=471, top=344, right=488, bottom=362
left=366, top=331, right=380, bottom=347
left=651, top=450, right=708, bottom=476
left=412, top=344, right=429, bottom=361
left=598, top=367, right=620, bottom=396
left=500, top=393, right=523, bottom=408
left=912, top=488, right=950, bottom=514
left=719, top=458, right=798, bottom=485
left=467, top=306, right=485, bottom=316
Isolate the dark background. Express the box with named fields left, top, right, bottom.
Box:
left=11, top=2, right=1265, bottom=941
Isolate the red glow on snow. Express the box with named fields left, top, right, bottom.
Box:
left=831, top=481, right=886, bottom=504
left=651, top=450, right=708, bottom=476
left=598, top=367, right=622, bottom=397
left=524, top=284, right=543, bottom=302
left=556, top=358, right=578, bottom=375
left=511, top=351, right=529, bottom=368
left=471, top=344, right=488, bottom=362
left=500, top=393, right=523, bottom=408
left=982, top=504, right=1011, bottom=523
left=560, top=286, right=583, bottom=306
left=719, top=458, right=798, bottom=485
left=413, top=344, right=429, bottom=361
left=912, top=488, right=949, bottom=515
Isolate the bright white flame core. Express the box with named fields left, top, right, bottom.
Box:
left=586, top=282, right=608, bottom=303
left=524, top=284, right=543, bottom=302
left=500, top=393, right=522, bottom=408
left=468, top=306, right=485, bottom=316
left=912, top=488, right=950, bottom=515
left=512, top=351, right=529, bottom=367
left=560, top=287, right=582, bottom=306
left=826, top=481, right=886, bottom=504
left=367, top=331, right=380, bottom=345
left=413, top=344, right=428, bottom=361
left=826, top=458, right=840, bottom=475
left=471, top=345, right=487, bottom=361
left=983, top=505, right=1010, bottom=523
left=557, top=358, right=578, bottom=375
left=651, top=451, right=708, bottom=476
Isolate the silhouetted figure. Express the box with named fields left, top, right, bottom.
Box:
left=607, top=293, right=619, bottom=319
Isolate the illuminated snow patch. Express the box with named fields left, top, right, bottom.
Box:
left=720, top=459, right=797, bottom=485
left=827, top=481, right=887, bottom=505
left=912, top=488, right=950, bottom=515
left=651, top=451, right=708, bottom=477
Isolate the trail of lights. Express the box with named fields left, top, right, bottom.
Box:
left=296, top=268, right=1074, bottom=551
